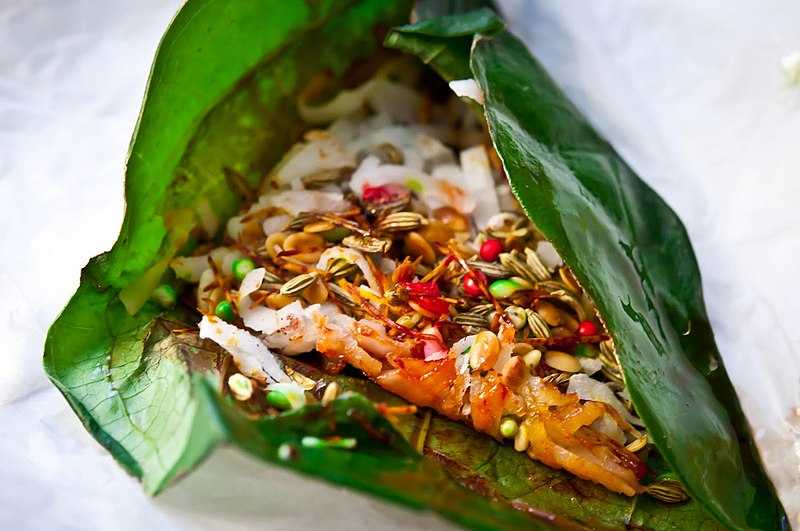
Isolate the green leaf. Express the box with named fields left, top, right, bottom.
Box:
left=44, top=284, right=226, bottom=493
left=385, top=7, right=502, bottom=81
left=414, top=0, right=501, bottom=21
left=44, top=1, right=788, bottom=530
left=405, top=7, right=503, bottom=36
left=468, top=30, right=788, bottom=530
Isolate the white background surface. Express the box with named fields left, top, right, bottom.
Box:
left=1, top=1, right=798, bottom=529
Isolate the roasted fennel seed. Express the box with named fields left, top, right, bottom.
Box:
left=466, top=259, right=511, bottom=278
left=525, top=309, right=551, bottom=338
left=280, top=272, right=319, bottom=295
left=376, top=212, right=425, bottom=233
left=645, top=479, right=689, bottom=504
left=453, top=312, right=490, bottom=329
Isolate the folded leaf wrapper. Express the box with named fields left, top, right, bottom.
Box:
left=44, top=1, right=788, bottom=530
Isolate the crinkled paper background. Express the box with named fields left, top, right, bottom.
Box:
left=1, top=1, right=798, bottom=529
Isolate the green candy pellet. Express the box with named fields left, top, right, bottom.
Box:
left=489, top=278, right=522, bottom=299
left=500, top=418, right=519, bottom=438
left=574, top=344, right=598, bottom=358
left=232, top=258, right=256, bottom=281
left=151, top=284, right=176, bottom=308
left=214, top=300, right=235, bottom=321
left=321, top=226, right=350, bottom=243
left=301, top=436, right=357, bottom=450
left=266, top=390, right=291, bottom=410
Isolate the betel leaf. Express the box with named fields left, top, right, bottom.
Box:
left=469, top=30, right=789, bottom=531
left=413, top=0, right=500, bottom=22
left=43, top=1, right=787, bottom=530
left=387, top=13, right=789, bottom=531
left=384, top=7, right=503, bottom=81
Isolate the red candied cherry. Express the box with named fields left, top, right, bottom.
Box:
left=399, top=280, right=440, bottom=298
left=413, top=296, right=450, bottom=317
left=577, top=320, right=598, bottom=336
left=462, top=270, right=487, bottom=297
left=479, top=238, right=503, bottom=262
left=362, top=183, right=408, bottom=204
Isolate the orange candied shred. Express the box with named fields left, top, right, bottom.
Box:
left=355, top=321, right=412, bottom=358
left=376, top=357, right=462, bottom=419
left=469, top=372, right=515, bottom=435
left=442, top=372, right=469, bottom=419
left=519, top=381, right=643, bottom=496
left=315, top=318, right=382, bottom=378
left=527, top=418, right=641, bottom=495
left=553, top=400, right=606, bottom=434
